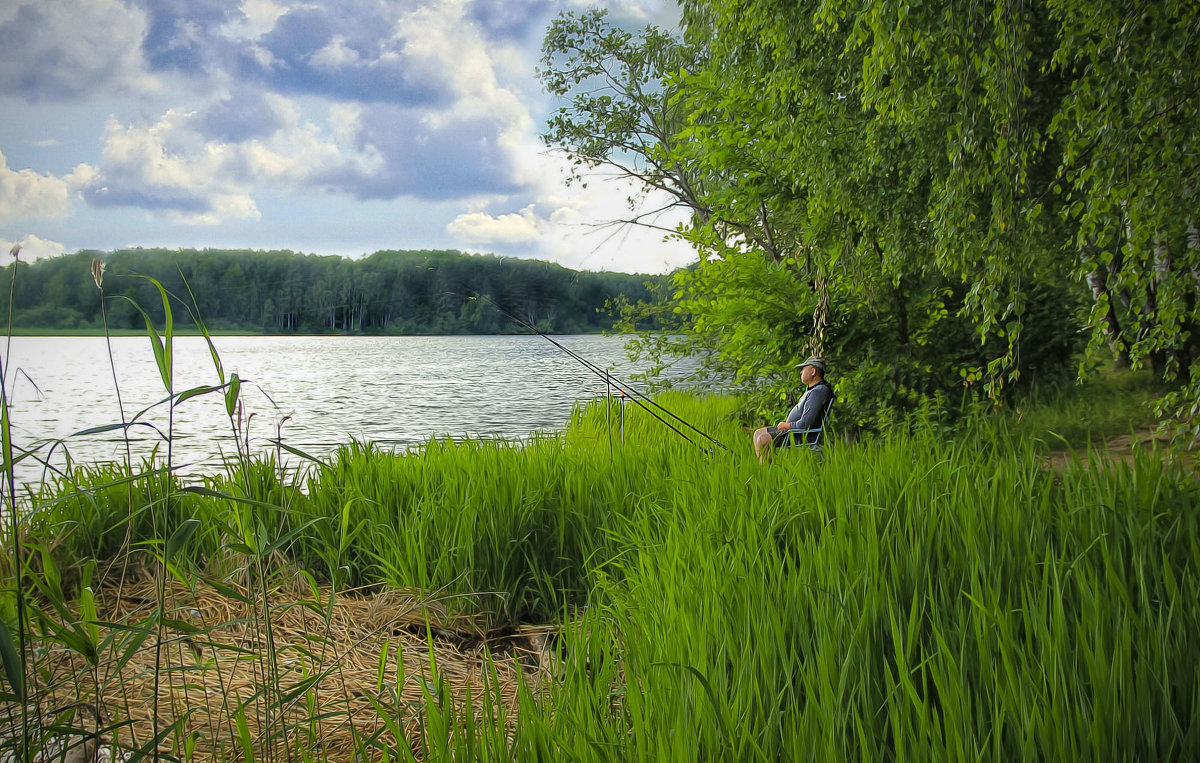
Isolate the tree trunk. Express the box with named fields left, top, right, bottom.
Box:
left=1085, top=265, right=1130, bottom=368
left=1151, top=234, right=1175, bottom=375
left=811, top=274, right=829, bottom=357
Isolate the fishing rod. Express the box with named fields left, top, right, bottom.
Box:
left=455, top=291, right=730, bottom=454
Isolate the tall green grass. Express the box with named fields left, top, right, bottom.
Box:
left=1, top=289, right=1197, bottom=759
left=483, top=420, right=1199, bottom=760
left=0, top=270, right=351, bottom=761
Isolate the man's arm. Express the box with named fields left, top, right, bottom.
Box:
left=778, top=400, right=804, bottom=429
left=790, top=385, right=832, bottom=431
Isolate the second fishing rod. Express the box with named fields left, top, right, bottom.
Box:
left=457, top=291, right=729, bottom=454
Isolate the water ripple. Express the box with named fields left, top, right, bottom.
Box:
left=8, top=334, right=695, bottom=483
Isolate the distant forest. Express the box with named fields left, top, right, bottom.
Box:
left=1, top=248, right=661, bottom=334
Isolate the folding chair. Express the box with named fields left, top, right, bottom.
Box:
left=781, top=397, right=834, bottom=460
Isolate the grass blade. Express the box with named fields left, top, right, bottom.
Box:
left=0, top=617, right=24, bottom=700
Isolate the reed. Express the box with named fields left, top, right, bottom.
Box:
left=444, top=423, right=1199, bottom=761
left=1, top=298, right=1197, bottom=759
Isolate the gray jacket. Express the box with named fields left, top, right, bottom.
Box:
left=785, top=380, right=833, bottom=441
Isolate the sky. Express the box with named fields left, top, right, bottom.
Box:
left=0, top=0, right=695, bottom=275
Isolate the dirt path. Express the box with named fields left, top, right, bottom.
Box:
left=1046, top=427, right=1193, bottom=472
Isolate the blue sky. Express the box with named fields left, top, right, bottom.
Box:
left=0, top=0, right=694, bottom=274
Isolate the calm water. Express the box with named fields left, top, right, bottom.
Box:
left=3, top=335, right=685, bottom=482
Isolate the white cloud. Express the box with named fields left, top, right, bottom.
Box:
left=165, top=19, right=204, bottom=52
left=245, top=43, right=280, bottom=70
left=447, top=204, right=544, bottom=244
left=0, top=0, right=158, bottom=100
left=328, top=103, right=363, bottom=143
left=395, top=0, right=530, bottom=135
left=372, top=0, right=691, bottom=271
left=547, top=201, right=582, bottom=225
left=0, top=0, right=695, bottom=274
left=0, top=151, right=77, bottom=224
left=80, top=113, right=261, bottom=225
left=537, top=182, right=697, bottom=273
left=309, top=35, right=362, bottom=70
left=245, top=0, right=288, bottom=29
left=446, top=166, right=698, bottom=273
left=0, top=234, right=66, bottom=264
left=77, top=98, right=397, bottom=221
left=220, top=0, right=288, bottom=40
left=241, top=106, right=385, bottom=186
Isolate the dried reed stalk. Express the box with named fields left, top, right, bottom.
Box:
left=23, top=575, right=557, bottom=761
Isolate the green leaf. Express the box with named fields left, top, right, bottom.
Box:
left=180, top=485, right=288, bottom=512
left=0, top=617, right=24, bottom=700
left=36, top=611, right=97, bottom=666
left=115, top=293, right=172, bottom=393
left=174, top=385, right=223, bottom=407
left=261, top=516, right=326, bottom=557
left=200, top=576, right=254, bottom=605
left=160, top=618, right=204, bottom=635
left=276, top=674, right=321, bottom=706
left=234, top=699, right=256, bottom=763
left=130, top=710, right=192, bottom=761
left=79, top=587, right=101, bottom=653
left=225, top=372, right=241, bottom=417
left=38, top=546, right=63, bottom=602
left=165, top=518, right=201, bottom=560
left=270, top=440, right=326, bottom=464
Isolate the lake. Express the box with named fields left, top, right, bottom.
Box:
left=3, top=334, right=688, bottom=484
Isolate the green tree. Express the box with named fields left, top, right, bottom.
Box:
left=1, top=247, right=653, bottom=337
left=542, top=2, right=1196, bottom=434
left=681, top=0, right=1198, bottom=430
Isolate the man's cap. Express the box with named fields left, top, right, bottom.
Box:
left=797, top=355, right=825, bottom=371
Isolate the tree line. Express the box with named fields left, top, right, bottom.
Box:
left=0, top=248, right=660, bottom=335
left=540, top=2, right=1198, bottom=437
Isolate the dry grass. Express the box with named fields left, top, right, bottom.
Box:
left=26, top=575, right=558, bottom=761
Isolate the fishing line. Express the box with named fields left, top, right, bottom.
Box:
left=606, top=370, right=613, bottom=460
left=463, top=293, right=717, bottom=450
left=455, top=291, right=729, bottom=454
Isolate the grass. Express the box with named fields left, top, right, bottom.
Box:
left=4, top=387, right=1198, bottom=759
left=0, top=268, right=1196, bottom=759
left=1002, top=364, right=1170, bottom=448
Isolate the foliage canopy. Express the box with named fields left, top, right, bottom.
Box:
left=541, top=2, right=1199, bottom=438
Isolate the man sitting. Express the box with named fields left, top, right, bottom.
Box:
left=752, top=356, right=833, bottom=462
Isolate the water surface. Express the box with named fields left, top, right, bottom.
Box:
left=5, top=334, right=683, bottom=481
